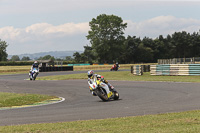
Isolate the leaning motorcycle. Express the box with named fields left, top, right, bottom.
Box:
left=110, top=64, right=120, bottom=71
left=88, top=77, right=119, bottom=101
left=29, top=68, right=39, bottom=80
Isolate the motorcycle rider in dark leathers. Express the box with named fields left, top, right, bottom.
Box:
left=30, top=61, right=39, bottom=79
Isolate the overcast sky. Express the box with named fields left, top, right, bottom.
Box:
left=1, top=0, right=200, bottom=55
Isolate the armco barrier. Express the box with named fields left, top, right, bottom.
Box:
left=39, top=66, right=73, bottom=72
left=93, top=64, right=112, bottom=65
left=150, top=64, right=200, bottom=75
left=67, top=64, right=90, bottom=66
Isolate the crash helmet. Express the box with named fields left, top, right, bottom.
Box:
left=97, top=74, right=103, bottom=80
left=87, top=70, right=94, bottom=78
left=34, top=61, right=38, bottom=64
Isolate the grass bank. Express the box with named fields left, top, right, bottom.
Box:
left=0, top=66, right=30, bottom=75
left=0, top=92, right=57, bottom=108
left=37, top=71, right=200, bottom=83
left=0, top=64, right=154, bottom=75
left=1, top=67, right=200, bottom=132
left=0, top=110, right=200, bottom=133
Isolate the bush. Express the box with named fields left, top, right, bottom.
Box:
left=0, top=61, right=34, bottom=66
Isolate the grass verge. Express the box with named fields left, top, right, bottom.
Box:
left=0, top=110, right=200, bottom=133
left=0, top=92, right=57, bottom=108
left=1, top=69, right=200, bottom=132
left=0, top=66, right=30, bottom=75
left=37, top=71, right=200, bottom=83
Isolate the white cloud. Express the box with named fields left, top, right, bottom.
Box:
left=125, top=16, right=200, bottom=38
left=0, top=22, right=89, bottom=55
left=1, top=16, right=200, bottom=55
left=0, top=22, right=89, bottom=42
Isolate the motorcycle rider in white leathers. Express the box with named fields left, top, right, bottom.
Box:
left=87, top=70, right=114, bottom=96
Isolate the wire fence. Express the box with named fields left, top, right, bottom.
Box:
left=158, top=57, right=200, bottom=64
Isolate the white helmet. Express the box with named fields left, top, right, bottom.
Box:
left=87, top=70, right=94, bottom=78
left=34, top=61, right=38, bottom=64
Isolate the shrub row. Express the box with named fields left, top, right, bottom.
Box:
left=0, top=61, right=84, bottom=66
left=0, top=61, right=34, bottom=66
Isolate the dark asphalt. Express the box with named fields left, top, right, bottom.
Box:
left=0, top=70, right=200, bottom=126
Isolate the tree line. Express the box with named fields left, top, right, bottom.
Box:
left=74, top=14, right=200, bottom=64
left=1, top=14, right=200, bottom=64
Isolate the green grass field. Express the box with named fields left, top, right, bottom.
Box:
left=0, top=66, right=30, bottom=75
left=37, top=71, right=200, bottom=83
left=0, top=110, right=200, bottom=133
left=1, top=66, right=200, bottom=132
left=0, top=92, right=57, bottom=108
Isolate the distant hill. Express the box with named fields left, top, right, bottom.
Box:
left=8, top=51, right=83, bottom=60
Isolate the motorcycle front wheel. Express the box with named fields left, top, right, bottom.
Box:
left=33, top=73, right=37, bottom=80
left=96, top=87, right=109, bottom=101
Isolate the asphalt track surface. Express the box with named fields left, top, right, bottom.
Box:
left=1, top=70, right=200, bottom=126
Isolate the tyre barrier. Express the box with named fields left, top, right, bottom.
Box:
left=131, top=65, right=150, bottom=75
left=39, top=66, right=73, bottom=72
left=131, top=65, right=143, bottom=75
left=150, top=64, right=200, bottom=75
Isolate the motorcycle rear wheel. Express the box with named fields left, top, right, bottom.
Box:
left=113, top=91, right=119, bottom=100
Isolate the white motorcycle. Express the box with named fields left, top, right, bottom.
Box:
left=29, top=68, right=39, bottom=80
left=88, top=77, right=119, bottom=101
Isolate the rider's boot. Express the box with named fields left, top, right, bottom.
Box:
left=107, top=83, right=114, bottom=91
left=90, top=90, right=97, bottom=96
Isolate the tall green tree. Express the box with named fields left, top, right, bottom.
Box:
left=86, top=14, right=127, bottom=63
left=0, top=39, right=8, bottom=61
left=171, top=31, right=191, bottom=58
left=11, top=55, right=20, bottom=61
left=188, top=31, right=200, bottom=57
left=65, top=56, right=73, bottom=61
left=136, top=43, right=153, bottom=63
left=73, top=52, right=81, bottom=63
left=21, top=56, right=30, bottom=61
left=120, top=36, right=141, bottom=63
left=83, top=45, right=95, bottom=63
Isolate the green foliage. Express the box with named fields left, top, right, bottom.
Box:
left=65, top=56, right=73, bottom=61
left=38, top=55, right=55, bottom=61
left=11, top=55, right=20, bottom=61
left=87, top=14, right=127, bottom=63
left=73, top=52, right=82, bottom=63
left=84, top=14, right=200, bottom=64
left=0, top=110, right=200, bottom=132
left=0, top=61, right=33, bottom=66
left=0, top=92, right=56, bottom=107
left=120, top=36, right=141, bottom=63
left=37, top=71, right=200, bottom=83
left=0, top=39, right=8, bottom=61
left=21, top=56, right=30, bottom=61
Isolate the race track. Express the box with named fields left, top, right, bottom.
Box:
left=0, top=71, right=200, bottom=126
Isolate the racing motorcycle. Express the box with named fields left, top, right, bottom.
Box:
left=88, top=77, right=119, bottom=101
left=110, top=63, right=120, bottom=71
left=29, top=68, right=39, bottom=80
